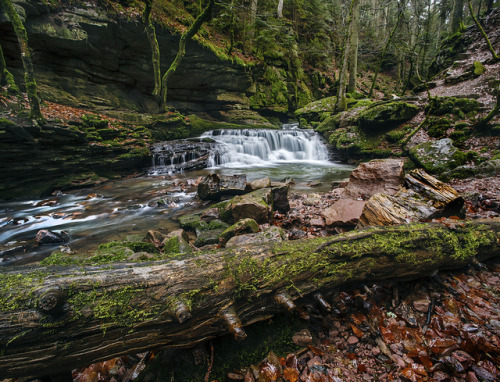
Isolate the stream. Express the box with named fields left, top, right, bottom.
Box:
left=0, top=125, right=353, bottom=266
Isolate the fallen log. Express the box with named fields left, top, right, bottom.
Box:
left=1, top=219, right=499, bottom=378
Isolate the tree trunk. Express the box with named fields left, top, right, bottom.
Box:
left=336, top=0, right=359, bottom=111
left=347, top=0, right=360, bottom=93
left=277, top=0, right=284, bottom=18
left=249, top=0, right=258, bottom=41
left=0, top=44, right=6, bottom=85
left=450, top=0, right=465, bottom=34
left=142, top=0, right=161, bottom=101
left=368, top=3, right=403, bottom=98
left=1, top=220, right=499, bottom=379
left=160, top=0, right=215, bottom=111
left=0, top=0, right=43, bottom=121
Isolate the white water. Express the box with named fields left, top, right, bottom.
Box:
left=202, top=124, right=330, bottom=168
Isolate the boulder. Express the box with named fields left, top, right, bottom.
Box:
left=342, top=159, right=405, bottom=200
left=219, top=218, right=259, bottom=246
left=225, top=226, right=286, bottom=248
left=357, top=169, right=465, bottom=228
left=193, top=229, right=226, bottom=248
left=200, top=207, right=220, bottom=223
left=322, top=199, right=366, bottom=227
left=248, top=177, right=272, bottom=191
left=162, top=230, right=192, bottom=254
left=35, top=230, right=68, bottom=245
left=145, top=230, right=166, bottom=246
left=408, top=138, right=467, bottom=174
left=230, top=188, right=273, bottom=224
left=197, top=174, right=247, bottom=200
left=357, top=102, right=419, bottom=130
left=271, top=185, right=290, bottom=213
left=178, top=213, right=208, bottom=232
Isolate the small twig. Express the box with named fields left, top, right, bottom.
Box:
left=204, top=342, right=214, bottom=382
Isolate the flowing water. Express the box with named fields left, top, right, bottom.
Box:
left=0, top=125, right=353, bottom=265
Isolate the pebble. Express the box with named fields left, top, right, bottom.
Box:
left=292, top=329, right=313, bottom=347
left=413, top=298, right=430, bottom=312
left=347, top=336, right=359, bottom=345
left=372, top=346, right=381, bottom=356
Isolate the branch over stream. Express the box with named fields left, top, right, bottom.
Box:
left=0, top=219, right=499, bottom=378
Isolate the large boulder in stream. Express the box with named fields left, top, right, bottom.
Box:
left=198, top=174, right=247, bottom=200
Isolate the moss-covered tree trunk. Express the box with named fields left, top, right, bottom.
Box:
left=142, top=0, right=162, bottom=102
left=0, top=220, right=499, bottom=379
left=0, top=0, right=43, bottom=121
left=159, top=0, right=215, bottom=112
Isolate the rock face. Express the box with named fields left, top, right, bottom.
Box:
left=0, top=0, right=296, bottom=121
left=409, top=138, right=467, bottom=174
left=358, top=169, right=465, bottom=227
left=342, top=159, right=405, bottom=200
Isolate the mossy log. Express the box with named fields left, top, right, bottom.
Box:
left=1, top=220, right=500, bottom=378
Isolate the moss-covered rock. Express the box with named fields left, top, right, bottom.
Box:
left=408, top=138, right=467, bottom=174
left=426, top=97, right=480, bottom=116
left=229, top=188, right=273, bottom=224
left=250, top=66, right=289, bottom=114
left=178, top=213, right=208, bottom=232
left=193, top=229, right=225, bottom=247
left=162, top=230, right=192, bottom=254
left=219, top=218, right=259, bottom=246
left=357, top=102, right=419, bottom=130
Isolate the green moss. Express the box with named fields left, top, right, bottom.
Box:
left=98, top=241, right=158, bottom=253
left=473, top=61, right=485, bottom=75
left=357, top=102, right=419, bottom=130
left=68, top=284, right=159, bottom=328
left=219, top=218, right=259, bottom=244
left=386, top=129, right=406, bottom=143
left=0, top=272, right=47, bottom=313
left=82, top=114, right=109, bottom=129
left=427, top=97, right=480, bottom=116
left=427, top=118, right=451, bottom=138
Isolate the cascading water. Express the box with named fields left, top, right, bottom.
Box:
left=149, top=124, right=331, bottom=174
left=203, top=124, right=330, bottom=168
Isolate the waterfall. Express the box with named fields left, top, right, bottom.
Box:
left=149, top=125, right=331, bottom=174
left=202, top=125, right=330, bottom=168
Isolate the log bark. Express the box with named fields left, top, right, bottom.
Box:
left=1, top=219, right=499, bottom=378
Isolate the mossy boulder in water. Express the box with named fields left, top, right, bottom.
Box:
left=357, top=102, right=419, bottom=130
left=409, top=138, right=467, bottom=174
